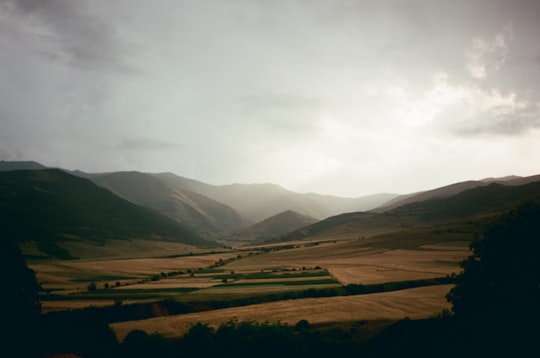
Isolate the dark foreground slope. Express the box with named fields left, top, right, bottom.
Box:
left=0, top=169, right=213, bottom=258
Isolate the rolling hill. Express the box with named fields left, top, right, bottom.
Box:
left=92, top=171, right=251, bottom=239
left=376, top=174, right=540, bottom=211
left=0, top=169, right=214, bottom=258
left=231, top=210, right=318, bottom=244
left=0, top=160, right=47, bottom=171
left=276, top=179, right=540, bottom=243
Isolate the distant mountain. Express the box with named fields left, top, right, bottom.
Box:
left=92, top=171, right=251, bottom=239
left=153, top=172, right=398, bottom=222
left=375, top=175, right=540, bottom=212
left=277, top=180, right=540, bottom=243
left=232, top=210, right=318, bottom=244
left=0, top=169, right=213, bottom=259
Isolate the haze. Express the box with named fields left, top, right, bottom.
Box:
left=1, top=0, right=539, bottom=197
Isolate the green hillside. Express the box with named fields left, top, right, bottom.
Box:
left=0, top=169, right=214, bottom=258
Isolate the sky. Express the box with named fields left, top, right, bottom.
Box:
left=1, top=0, right=540, bottom=197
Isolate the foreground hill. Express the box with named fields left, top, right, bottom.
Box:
left=153, top=172, right=398, bottom=222
left=231, top=210, right=318, bottom=244
left=92, top=172, right=251, bottom=239
left=0, top=170, right=213, bottom=258
left=277, top=180, right=540, bottom=243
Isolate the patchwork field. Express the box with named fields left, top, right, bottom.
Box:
left=111, top=284, right=454, bottom=341
left=33, top=231, right=470, bottom=317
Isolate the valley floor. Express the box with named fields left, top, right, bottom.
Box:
left=111, top=284, right=453, bottom=341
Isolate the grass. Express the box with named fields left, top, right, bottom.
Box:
left=36, top=234, right=470, bottom=314
left=110, top=284, right=455, bottom=341
left=213, top=278, right=340, bottom=288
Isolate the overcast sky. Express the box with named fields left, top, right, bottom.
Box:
left=1, top=0, right=540, bottom=197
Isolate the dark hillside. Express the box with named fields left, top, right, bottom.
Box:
left=0, top=160, right=47, bottom=171
left=275, top=180, right=540, bottom=243
left=376, top=174, right=540, bottom=212
left=389, top=181, right=540, bottom=220
left=0, top=170, right=213, bottom=258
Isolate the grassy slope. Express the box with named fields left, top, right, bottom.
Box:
left=0, top=169, right=214, bottom=258
left=276, top=181, right=540, bottom=243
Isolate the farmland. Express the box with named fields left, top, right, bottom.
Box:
left=31, top=228, right=471, bottom=341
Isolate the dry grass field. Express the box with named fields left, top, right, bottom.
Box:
left=226, top=239, right=470, bottom=285
left=25, top=223, right=473, bottom=348
left=111, top=284, right=454, bottom=341
left=31, top=249, right=240, bottom=294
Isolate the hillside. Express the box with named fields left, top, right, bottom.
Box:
left=389, top=181, right=540, bottom=221
left=377, top=174, right=540, bottom=211
left=0, top=160, right=47, bottom=171
left=232, top=210, right=318, bottom=244
left=277, top=180, right=540, bottom=243
left=0, top=162, right=398, bottom=226
left=0, top=170, right=213, bottom=258
left=92, top=172, right=251, bottom=239
left=154, top=172, right=398, bottom=222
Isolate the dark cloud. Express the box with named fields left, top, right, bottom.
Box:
left=4, top=0, right=132, bottom=72
left=1, top=0, right=540, bottom=196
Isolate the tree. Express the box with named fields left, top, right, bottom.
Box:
left=0, top=237, right=42, bottom=356
left=447, top=202, right=540, bottom=318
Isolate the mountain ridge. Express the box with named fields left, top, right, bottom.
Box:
left=92, top=171, right=251, bottom=239
left=0, top=169, right=214, bottom=258
left=375, top=174, right=540, bottom=212
left=275, top=179, right=540, bottom=244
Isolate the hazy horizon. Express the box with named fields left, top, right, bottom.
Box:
left=1, top=0, right=539, bottom=197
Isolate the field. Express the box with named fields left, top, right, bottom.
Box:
left=27, top=226, right=472, bottom=346
left=111, top=284, right=454, bottom=341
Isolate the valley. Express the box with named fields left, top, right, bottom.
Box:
left=2, top=161, right=539, bottom=356
left=31, top=229, right=471, bottom=340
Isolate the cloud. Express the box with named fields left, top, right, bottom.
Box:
left=366, top=72, right=540, bottom=137
left=435, top=86, right=540, bottom=137
left=2, top=0, right=132, bottom=72
left=466, top=23, right=513, bottom=79
left=118, top=138, right=182, bottom=152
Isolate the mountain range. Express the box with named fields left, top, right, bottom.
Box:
left=0, top=168, right=212, bottom=258
left=1, top=160, right=539, bottom=258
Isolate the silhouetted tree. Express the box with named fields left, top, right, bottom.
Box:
left=121, top=330, right=173, bottom=358
left=446, top=202, right=540, bottom=356
left=447, top=202, right=540, bottom=318
left=181, top=322, right=215, bottom=357
left=0, top=237, right=42, bottom=356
